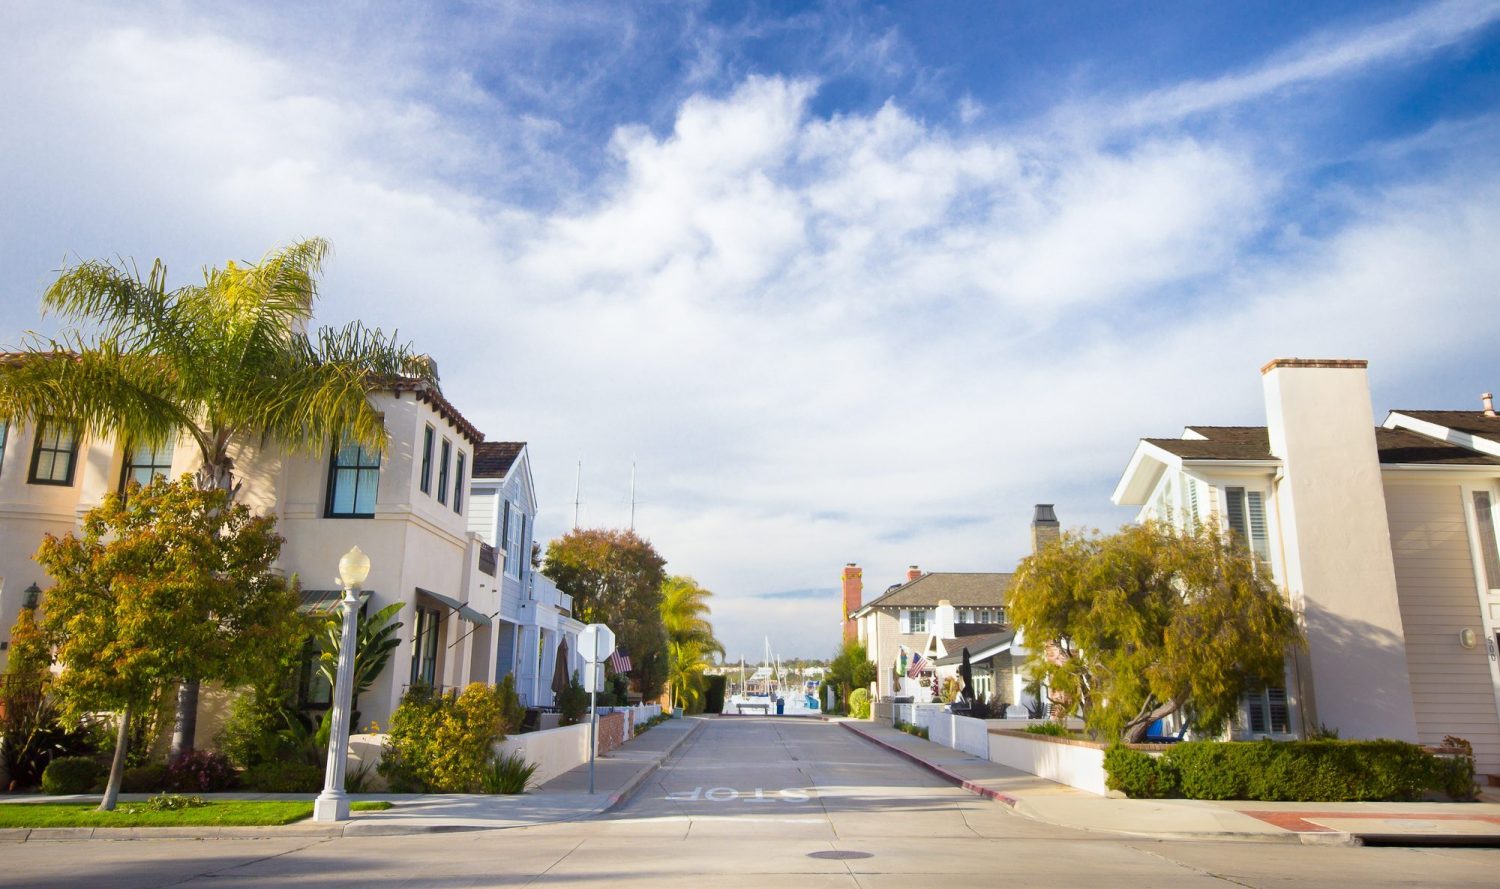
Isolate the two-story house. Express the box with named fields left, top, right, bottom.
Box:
left=851, top=566, right=1012, bottom=700
left=0, top=374, right=496, bottom=732
left=1112, top=358, right=1500, bottom=782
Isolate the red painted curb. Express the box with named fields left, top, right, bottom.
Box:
left=839, top=722, right=1020, bottom=808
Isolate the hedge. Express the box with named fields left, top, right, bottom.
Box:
left=1104, top=739, right=1474, bottom=802
left=41, top=756, right=101, bottom=795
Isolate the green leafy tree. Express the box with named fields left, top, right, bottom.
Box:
left=544, top=528, right=669, bottom=700
left=827, top=639, right=877, bottom=712
left=660, top=575, right=724, bottom=712
left=1007, top=521, right=1303, bottom=743
left=0, top=238, right=435, bottom=758
left=34, top=477, right=298, bottom=809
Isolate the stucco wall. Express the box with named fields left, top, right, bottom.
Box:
left=1263, top=361, right=1419, bottom=741
left=988, top=730, right=1108, bottom=796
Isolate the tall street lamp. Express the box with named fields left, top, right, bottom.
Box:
left=314, top=545, right=370, bottom=822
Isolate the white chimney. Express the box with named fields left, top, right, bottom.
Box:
left=934, top=599, right=956, bottom=640
left=1483, top=392, right=1495, bottom=417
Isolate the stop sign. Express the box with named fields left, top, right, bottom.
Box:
left=577, top=624, right=615, bottom=664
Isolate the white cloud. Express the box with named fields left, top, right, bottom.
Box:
left=2, top=3, right=1497, bottom=659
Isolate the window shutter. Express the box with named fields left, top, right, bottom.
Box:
left=1246, top=491, right=1270, bottom=563
left=1225, top=487, right=1248, bottom=540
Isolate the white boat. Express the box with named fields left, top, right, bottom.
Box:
left=726, top=638, right=821, bottom=715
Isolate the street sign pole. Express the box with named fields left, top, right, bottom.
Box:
left=576, top=623, right=614, bottom=797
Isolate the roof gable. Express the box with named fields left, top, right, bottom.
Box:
left=474, top=441, right=525, bottom=479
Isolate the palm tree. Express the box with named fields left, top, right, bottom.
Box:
left=660, top=575, right=724, bottom=712
left=0, top=238, right=434, bottom=758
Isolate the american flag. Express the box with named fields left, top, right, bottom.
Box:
left=907, top=650, right=929, bottom=679
left=608, top=647, right=632, bottom=673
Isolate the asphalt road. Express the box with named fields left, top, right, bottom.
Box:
left=4, top=717, right=1496, bottom=888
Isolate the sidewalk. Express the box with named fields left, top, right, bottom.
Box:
left=842, top=720, right=1500, bottom=846
left=0, top=716, right=705, bottom=842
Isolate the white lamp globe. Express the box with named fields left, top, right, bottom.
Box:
left=338, top=546, right=371, bottom=588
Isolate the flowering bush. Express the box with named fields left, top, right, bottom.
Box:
left=379, top=683, right=507, bottom=793
left=165, top=750, right=238, bottom=793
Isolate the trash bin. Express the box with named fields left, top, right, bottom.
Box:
left=776, top=697, right=785, bottom=715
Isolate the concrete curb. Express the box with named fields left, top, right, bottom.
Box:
left=604, top=717, right=707, bottom=812
left=839, top=722, right=1354, bottom=847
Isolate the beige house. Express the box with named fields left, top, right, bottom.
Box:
left=851, top=567, right=1011, bottom=700
left=0, top=376, right=497, bottom=731
left=1113, top=358, right=1500, bottom=782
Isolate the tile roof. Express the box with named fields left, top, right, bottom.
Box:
left=473, top=441, right=525, bottom=478
left=861, top=572, right=1012, bottom=610
left=384, top=378, right=484, bottom=446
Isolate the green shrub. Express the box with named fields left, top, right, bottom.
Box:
left=496, top=675, right=526, bottom=735
left=1163, top=740, right=1445, bottom=802
left=380, top=682, right=507, bottom=793
left=121, top=763, right=169, bottom=793
left=242, top=761, right=323, bottom=793
left=703, top=675, right=727, bottom=714
left=848, top=688, right=871, bottom=719
left=41, top=756, right=101, bottom=795
left=481, top=752, right=539, bottom=794
left=557, top=673, right=588, bottom=727
left=1103, top=745, right=1177, bottom=798
left=1024, top=722, right=1070, bottom=737
left=895, top=721, right=929, bottom=740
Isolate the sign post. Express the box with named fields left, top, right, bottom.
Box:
left=576, top=623, right=615, bottom=795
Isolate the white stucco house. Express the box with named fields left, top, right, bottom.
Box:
left=1113, top=358, right=1500, bottom=782
left=0, top=373, right=499, bottom=733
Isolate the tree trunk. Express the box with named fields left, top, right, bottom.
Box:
left=99, top=704, right=131, bottom=812
left=169, top=679, right=198, bottom=762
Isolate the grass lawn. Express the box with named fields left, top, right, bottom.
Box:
left=0, top=800, right=392, bottom=829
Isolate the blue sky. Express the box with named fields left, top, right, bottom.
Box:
left=3, top=1, right=1499, bottom=659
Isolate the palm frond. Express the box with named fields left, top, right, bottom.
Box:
left=0, top=341, right=198, bottom=448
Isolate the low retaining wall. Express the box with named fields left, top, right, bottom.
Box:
left=495, top=723, right=591, bottom=787
left=872, top=701, right=894, bottom=725
left=597, top=712, right=626, bottom=755
left=988, top=730, right=1111, bottom=795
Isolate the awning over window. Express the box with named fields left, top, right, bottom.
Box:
left=415, top=587, right=492, bottom=626
left=297, top=588, right=372, bottom=616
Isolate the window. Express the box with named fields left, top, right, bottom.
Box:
left=28, top=420, right=79, bottom=485
left=453, top=452, right=466, bottom=513
left=120, top=438, right=174, bottom=492
left=409, top=606, right=441, bottom=687
left=326, top=439, right=381, bottom=517
left=298, top=639, right=332, bottom=710
left=1472, top=491, right=1500, bottom=590
left=0, top=420, right=8, bottom=475
left=437, top=438, right=451, bottom=505
left=1224, top=487, right=1271, bottom=564
left=904, top=609, right=928, bottom=634
left=510, top=512, right=527, bottom=577
left=1244, top=686, right=1290, bottom=735
left=419, top=425, right=435, bottom=494
left=500, top=500, right=511, bottom=568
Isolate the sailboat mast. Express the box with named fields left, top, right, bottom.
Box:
left=573, top=461, right=582, bottom=529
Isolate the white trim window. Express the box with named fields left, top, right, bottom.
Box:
left=1240, top=685, right=1291, bottom=736
left=1224, top=487, right=1271, bottom=565
left=1470, top=490, right=1500, bottom=592
left=901, top=609, right=929, bottom=634
left=0, top=419, right=8, bottom=476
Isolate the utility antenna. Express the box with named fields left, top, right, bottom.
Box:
left=573, top=460, right=582, bottom=529
left=629, top=459, right=637, bottom=531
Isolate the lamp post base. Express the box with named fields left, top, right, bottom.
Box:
left=312, top=790, right=350, bottom=823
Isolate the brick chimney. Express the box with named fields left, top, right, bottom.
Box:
left=1031, top=504, right=1060, bottom=552
left=841, top=563, right=862, bottom=642
left=906, top=565, right=922, bottom=583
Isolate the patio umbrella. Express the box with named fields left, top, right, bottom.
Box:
left=958, top=648, right=975, bottom=704
left=551, top=637, right=571, bottom=699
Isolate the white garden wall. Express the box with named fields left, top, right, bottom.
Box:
left=495, top=723, right=591, bottom=787
left=987, top=730, right=1108, bottom=796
